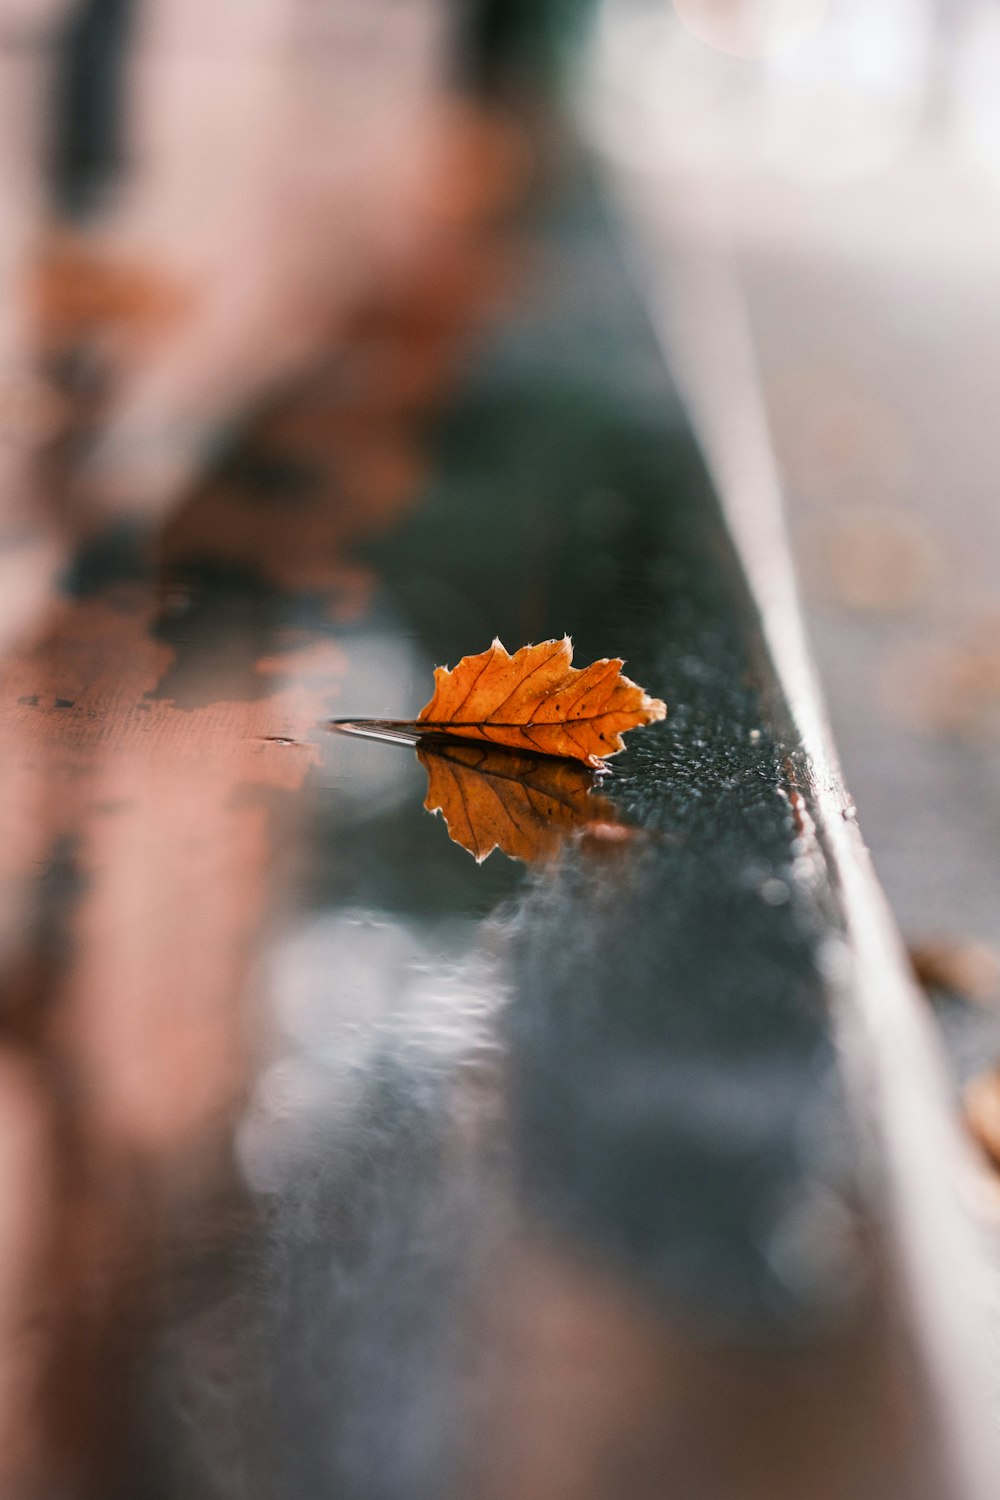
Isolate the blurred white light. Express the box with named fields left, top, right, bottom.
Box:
left=672, top=0, right=828, bottom=59
left=951, top=3, right=1000, bottom=190
left=236, top=909, right=507, bottom=1192
left=586, top=0, right=933, bottom=182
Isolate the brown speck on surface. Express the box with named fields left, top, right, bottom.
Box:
left=802, top=508, right=936, bottom=616
left=910, top=937, right=1000, bottom=1006
left=881, top=618, right=1000, bottom=743
left=965, top=1069, right=1000, bottom=1169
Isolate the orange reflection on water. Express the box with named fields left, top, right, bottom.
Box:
left=418, top=738, right=633, bottom=865
left=0, top=15, right=531, bottom=1482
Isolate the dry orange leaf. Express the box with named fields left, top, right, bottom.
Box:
left=416, top=637, right=665, bottom=767
left=418, top=738, right=624, bottom=863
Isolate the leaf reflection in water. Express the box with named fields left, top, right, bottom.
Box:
left=417, top=738, right=632, bottom=864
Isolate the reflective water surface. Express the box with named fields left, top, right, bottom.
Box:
left=0, top=112, right=941, bottom=1500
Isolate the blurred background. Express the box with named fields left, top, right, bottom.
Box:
left=3, top=13, right=997, bottom=971
left=586, top=0, right=1000, bottom=967
left=581, top=0, right=1000, bottom=1175
left=1, top=1, right=999, bottom=1497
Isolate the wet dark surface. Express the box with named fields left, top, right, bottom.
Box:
left=109, top=181, right=927, bottom=1499
left=0, top=166, right=939, bottom=1498
left=329, top=184, right=846, bottom=1324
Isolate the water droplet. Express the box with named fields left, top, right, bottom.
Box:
left=760, top=877, right=791, bottom=906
